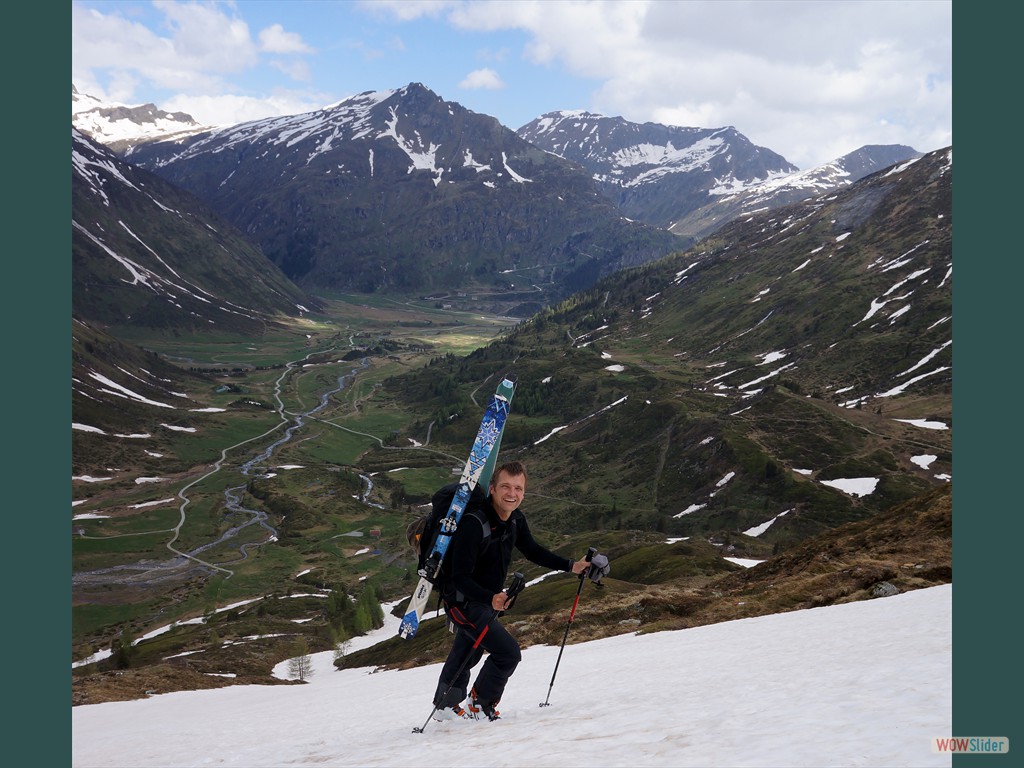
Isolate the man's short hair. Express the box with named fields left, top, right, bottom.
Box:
left=491, top=460, right=527, bottom=485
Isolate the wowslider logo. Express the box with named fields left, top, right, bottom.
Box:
left=932, top=737, right=1009, bottom=754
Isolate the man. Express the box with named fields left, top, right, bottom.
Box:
left=432, top=460, right=591, bottom=720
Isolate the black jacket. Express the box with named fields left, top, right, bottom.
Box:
left=443, top=496, right=573, bottom=605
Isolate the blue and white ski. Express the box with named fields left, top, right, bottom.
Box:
left=398, top=375, right=516, bottom=639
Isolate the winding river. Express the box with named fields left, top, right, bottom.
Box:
left=72, top=355, right=370, bottom=588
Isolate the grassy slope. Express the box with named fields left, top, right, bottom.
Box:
left=72, top=295, right=950, bottom=705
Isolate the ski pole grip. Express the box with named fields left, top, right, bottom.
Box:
left=508, top=571, right=526, bottom=599
left=575, top=547, right=596, bottom=579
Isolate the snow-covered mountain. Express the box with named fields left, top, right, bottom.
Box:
left=725, top=143, right=924, bottom=207
left=72, top=126, right=311, bottom=332
left=518, top=111, right=921, bottom=240
left=122, top=83, right=682, bottom=304
left=69, top=83, right=921, bottom=307
left=518, top=110, right=797, bottom=227
left=72, top=84, right=212, bottom=154
left=667, top=143, right=925, bottom=239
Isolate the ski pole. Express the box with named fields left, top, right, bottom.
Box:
left=539, top=547, right=596, bottom=707
left=414, top=572, right=526, bottom=733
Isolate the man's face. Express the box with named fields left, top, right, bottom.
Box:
left=490, top=470, right=526, bottom=520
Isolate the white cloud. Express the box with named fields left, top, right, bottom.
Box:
left=160, top=91, right=326, bottom=128
left=415, top=0, right=952, bottom=168
left=72, top=0, right=952, bottom=169
left=72, top=1, right=320, bottom=126
left=72, top=3, right=254, bottom=93
left=147, top=0, right=260, bottom=75
left=459, top=67, right=505, bottom=90
left=258, top=23, right=314, bottom=54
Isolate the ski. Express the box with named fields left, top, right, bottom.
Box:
left=398, top=375, right=516, bottom=640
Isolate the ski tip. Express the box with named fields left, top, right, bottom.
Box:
left=398, top=612, right=420, bottom=640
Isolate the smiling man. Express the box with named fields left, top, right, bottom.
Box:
left=431, top=460, right=592, bottom=721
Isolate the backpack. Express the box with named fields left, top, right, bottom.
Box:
left=406, top=482, right=491, bottom=587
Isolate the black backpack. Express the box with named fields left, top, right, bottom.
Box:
left=407, top=482, right=491, bottom=587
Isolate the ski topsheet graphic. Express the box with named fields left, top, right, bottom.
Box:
left=398, top=376, right=515, bottom=639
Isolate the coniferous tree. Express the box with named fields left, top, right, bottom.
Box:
left=363, top=583, right=384, bottom=629
left=353, top=600, right=373, bottom=634
left=353, top=584, right=385, bottom=633
left=326, top=584, right=352, bottom=629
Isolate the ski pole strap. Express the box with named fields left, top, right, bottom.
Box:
left=587, top=552, right=610, bottom=584
left=502, top=571, right=526, bottom=612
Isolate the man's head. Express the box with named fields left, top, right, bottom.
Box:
left=489, top=461, right=527, bottom=520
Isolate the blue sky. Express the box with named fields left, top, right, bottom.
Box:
left=71, top=0, right=952, bottom=170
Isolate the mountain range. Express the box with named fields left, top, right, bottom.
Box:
left=517, top=110, right=796, bottom=232
left=120, top=83, right=682, bottom=308
left=518, top=110, right=921, bottom=241
left=74, top=83, right=920, bottom=312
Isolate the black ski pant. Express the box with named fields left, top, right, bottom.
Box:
left=433, top=599, right=521, bottom=707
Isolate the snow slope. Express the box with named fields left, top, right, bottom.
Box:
left=72, top=584, right=952, bottom=767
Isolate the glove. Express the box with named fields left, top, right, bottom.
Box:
left=587, top=553, right=610, bottom=583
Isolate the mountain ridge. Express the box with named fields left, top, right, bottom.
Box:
left=73, top=84, right=212, bottom=154
left=121, top=83, right=685, bottom=304
left=74, top=82, right=920, bottom=311
left=517, top=109, right=922, bottom=240
left=72, top=127, right=313, bottom=334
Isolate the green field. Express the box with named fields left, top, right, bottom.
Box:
left=72, top=297, right=512, bottom=656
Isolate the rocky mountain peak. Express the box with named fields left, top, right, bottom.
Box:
left=72, top=82, right=211, bottom=154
